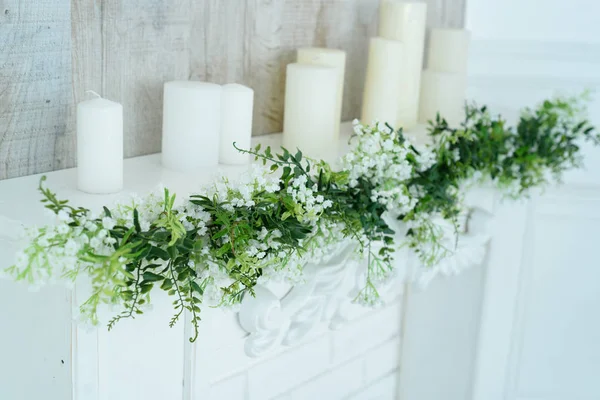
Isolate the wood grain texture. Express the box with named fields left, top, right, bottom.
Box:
left=0, top=0, right=72, bottom=179
left=0, top=0, right=466, bottom=180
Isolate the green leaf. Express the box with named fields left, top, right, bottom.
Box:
left=149, top=246, right=170, bottom=260
left=103, top=206, right=112, bottom=218
left=140, top=283, right=154, bottom=294
left=190, top=281, right=203, bottom=295
left=160, top=279, right=173, bottom=290
left=133, top=209, right=141, bottom=233
left=212, top=228, right=228, bottom=240
left=142, top=271, right=164, bottom=282
left=167, top=246, right=179, bottom=259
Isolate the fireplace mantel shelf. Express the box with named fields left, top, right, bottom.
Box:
left=0, top=122, right=495, bottom=400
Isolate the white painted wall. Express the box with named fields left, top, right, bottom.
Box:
left=466, top=0, right=600, bottom=43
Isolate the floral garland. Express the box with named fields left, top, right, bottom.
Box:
left=5, top=95, right=598, bottom=342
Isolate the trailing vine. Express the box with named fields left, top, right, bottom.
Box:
left=4, top=95, right=598, bottom=340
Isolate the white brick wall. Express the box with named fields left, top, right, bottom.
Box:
left=197, top=300, right=403, bottom=400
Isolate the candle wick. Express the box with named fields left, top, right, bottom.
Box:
left=85, top=90, right=102, bottom=99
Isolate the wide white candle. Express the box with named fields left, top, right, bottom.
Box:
left=283, top=63, right=338, bottom=160
left=418, top=69, right=467, bottom=127
left=162, top=81, right=221, bottom=171
left=77, top=95, right=123, bottom=194
left=379, top=1, right=427, bottom=129
left=361, top=37, right=404, bottom=126
left=428, top=28, right=471, bottom=73
left=220, top=84, right=254, bottom=165
left=297, top=47, right=346, bottom=139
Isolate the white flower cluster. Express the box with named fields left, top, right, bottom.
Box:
left=190, top=166, right=338, bottom=295
left=111, top=190, right=165, bottom=231
left=342, top=120, right=434, bottom=215
left=204, top=165, right=280, bottom=212
left=11, top=209, right=122, bottom=292
left=286, top=174, right=333, bottom=224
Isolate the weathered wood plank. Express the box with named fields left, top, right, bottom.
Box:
left=60, top=0, right=104, bottom=173
left=190, top=0, right=247, bottom=85
left=312, top=0, right=380, bottom=122
left=244, top=0, right=318, bottom=135
left=0, top=0, right=73, bottom=179
left=101, top=0, right=192, bottom=158
left=0, top=0, right=466, bottom=180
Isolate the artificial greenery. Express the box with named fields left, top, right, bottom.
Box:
left=5, top=95, right=598, bottom=341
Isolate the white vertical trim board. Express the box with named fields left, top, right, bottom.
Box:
left=470, top=200, right=530, bottom=400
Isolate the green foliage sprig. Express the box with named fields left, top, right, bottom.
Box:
left=5, top=95, right=598, bottom=340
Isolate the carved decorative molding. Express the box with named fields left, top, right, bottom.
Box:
left=238, top=242, right=359, bottom=357
left=238, top=189, right=496, bottom=357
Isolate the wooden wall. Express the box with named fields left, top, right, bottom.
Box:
left=0, top=0, right=466, bottom=180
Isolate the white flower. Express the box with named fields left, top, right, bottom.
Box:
left=57, top=210, right=70, bottom=222
left=102, top=217, right=116, bottom=230
left=65, top=239, right=79, bottom=256
left=90, top=237, right=101, bottom=250
left=84, top=221, right=98, bottom=232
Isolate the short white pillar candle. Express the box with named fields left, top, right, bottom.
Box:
left=361, top=37, right=404, bottom=127
left=161, top=81, right=221, bottom=172
left=77, top=95, right=123, bottom=194
left=379, top=1, right=427, bottom=129
left=418, top=69, right=467, bottom=127
left=282, top=63, right=339, bottom=160
left=219, top=84, right=254, bottom=165
left=297, top=47, right=346, bottom=139
left=427, top=28, right=471, bottom=73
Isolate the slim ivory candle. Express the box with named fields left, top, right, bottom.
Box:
left=220, top=84, right=254, bottom=165
left=427, top=29, right=471, bottom=73
left=361, top=37, right=404, bottom=126
left=162, top=81, right=221, bottom=172
left=379, top=1, right=427, bottom=129
left=77, top=94, right=123, bottom=194
left=297, top=47, right=346, bottom=139
left=283, top=63, right=338, bottom=160
left=418, top=69, right=467, bottom=127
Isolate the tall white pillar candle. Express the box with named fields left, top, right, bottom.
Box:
left=77, top=96, right=123, bottom=194
left=427, top=29, right=471, bottom=73
left=379, top=1, right=427, bottom=129
left=283, top=63, right=338, bottom=160
left=219, top=84, right=254, bottom=165
left=162, top=81, right=221, bottom=172
left=418, top=70, right=467, bottom=127
left=361, top=37, right=404, bottom=126
left=297, top=47, right=346, bottom=139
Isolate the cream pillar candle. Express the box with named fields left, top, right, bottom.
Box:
left=427, top=29, right=471, bottom=73
left=283, top=63, right=338, bottom=160
left=361, top=37, right=404, bottom=126
left=162, top=81, right=221, bottom=172
left=219, top=84, right=254, bottom=165
left=379, top=1, right=427, bottom=129
left=418, top=70, right=467, bottom=127
left=297, top=47, right=346, bottom=139
left=77, top=94, right=123, bottom=194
